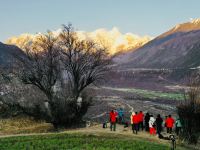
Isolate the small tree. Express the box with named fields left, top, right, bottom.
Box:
left=177, top=74, right=200, bottom=144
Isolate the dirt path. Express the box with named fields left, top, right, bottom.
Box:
left=91, top=112, right=107, bottom=119
left=122, top=101, right=134, bottom=112
left=0, top=124, right=168, bottom=146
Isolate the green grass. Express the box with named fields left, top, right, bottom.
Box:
left=0, top=133, right=174, bottom=150
left=103, top=87, right=184, bottom=100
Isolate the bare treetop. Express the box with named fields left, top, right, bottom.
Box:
left=59, top=24, right=110, bottom=98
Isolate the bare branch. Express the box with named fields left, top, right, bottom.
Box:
left=59, top=24, right=111, bottom=99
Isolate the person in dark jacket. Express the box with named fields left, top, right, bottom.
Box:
left=155, top=114, right=163, bottom=135
left=145, top=113, right=150, bottom=131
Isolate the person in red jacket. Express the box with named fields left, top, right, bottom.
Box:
left=166, top=115, right=175, bottom=134
left=110, top=110, right=117, bottom=131
left=132, top=112, right=139, bottom=134
left=138, top=111, right=144, bottom=131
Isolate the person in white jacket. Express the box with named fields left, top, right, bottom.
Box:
left=149, top=115, right=156, bottom=135
left=130, top=112, right=135, bottom=133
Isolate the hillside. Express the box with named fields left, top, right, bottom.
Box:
left=0, top=42, right=25, bottom=68
left=114, top=19, right=200, bottom=69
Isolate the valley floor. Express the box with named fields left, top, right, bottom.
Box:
left=85, top=86, right=182, bottom=123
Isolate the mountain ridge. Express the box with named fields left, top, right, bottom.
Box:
left=6, top=28, right=152, bottom=55
left=157, top=18, right=200, bottom=39
left=114, top=19, right=200, bottom=69
left=0, top=42, right=25, bottom=68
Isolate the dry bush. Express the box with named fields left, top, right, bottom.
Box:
left=177, top=74, right=200, bottom=144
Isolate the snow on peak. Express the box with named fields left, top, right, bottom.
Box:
left=6, top=27, right=153, bottom=55
left=190, top=18, right=200, bottom=24
left=173, top=24, right=181, bottom=30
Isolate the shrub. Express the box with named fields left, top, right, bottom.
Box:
left=177, top=75, right=200, bottom=144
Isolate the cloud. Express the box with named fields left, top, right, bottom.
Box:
left=6, top=27, right=153, bottom=55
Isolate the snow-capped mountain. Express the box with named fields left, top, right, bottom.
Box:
left=6, top=27, right=152, bottom=55
left=158, top=18, right=200, bottom=39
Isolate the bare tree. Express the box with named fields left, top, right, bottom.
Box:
left=59, top=24, right=110, bottom=99
left=10, top=24, right=111, bottom=128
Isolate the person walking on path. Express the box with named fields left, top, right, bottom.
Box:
left=175, top=118, right=182, bottom=136
left=114, top=109, right=118, bottom=123
left=149, top=115, right=156, bottom=135
left=166, top=115, right=175, bottom=134
left=138, top=111, right=144, bottom=131
left=132, top=112, right=139, bottom=134
left=155, top=114, right=163, bottom=135
left=145, top=113, right=150, bottom=131
left=117, top=108, right=124, bottom=124
left=130, top=112, right=135, bottom=133
left=109, top=110, right=117, bottom=131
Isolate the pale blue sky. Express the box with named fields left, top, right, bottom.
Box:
left=0, top=0, right=200, bottom=41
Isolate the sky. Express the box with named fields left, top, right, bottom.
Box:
left=0, top=0, right=200, bottom=42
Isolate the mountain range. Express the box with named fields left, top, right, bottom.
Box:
left=6, top=27, right=151, bottom=55
left=114, top=19, right=200, bottom=69
left=1, top=19, right=200, bottom=71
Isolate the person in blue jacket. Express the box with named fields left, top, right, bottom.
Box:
left=117, top=108, right=124, bottom=124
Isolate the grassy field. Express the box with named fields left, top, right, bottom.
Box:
left=0, top=132, right=184, bottom=150
left=0, top=117, right=190, bottom=150
left=0, top=117, right=53, bottom=135
left=103, top=87, right=184, bottom=100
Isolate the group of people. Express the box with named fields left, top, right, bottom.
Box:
left=130, top=111, right=144, bottom=134
left=143, top=113, right=178, bottom=135
left=108, top=109, right=182, bottom=136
